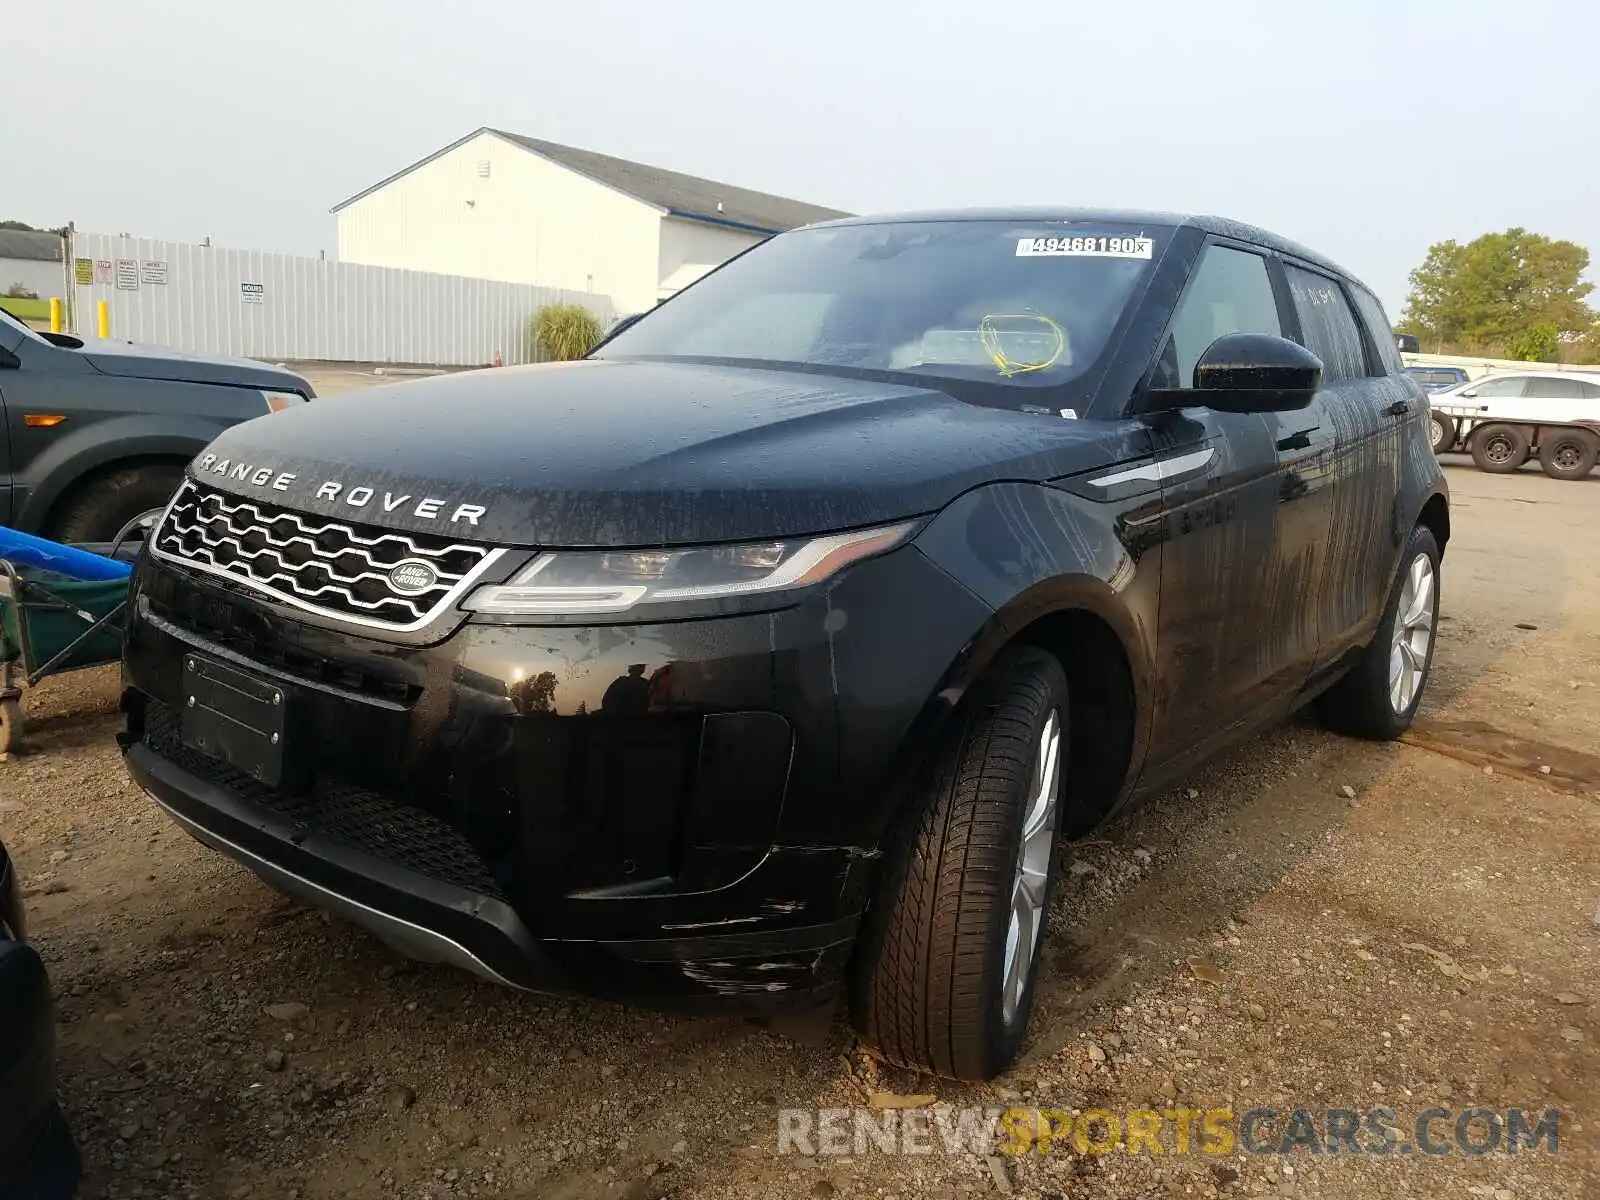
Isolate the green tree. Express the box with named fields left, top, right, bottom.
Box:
left=0, top=220, right=41, bottom=232
left=1399, top=228, right=1596, bottom=355
left=1507, top=323, right=1560, bottom=362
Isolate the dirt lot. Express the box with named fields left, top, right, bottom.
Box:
left=3, top=455, right=1597, bottom=1200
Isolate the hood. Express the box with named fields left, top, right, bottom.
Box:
left=189, top=359, right=1138, bottom=547
left=80, top=337, right=311, bottom=393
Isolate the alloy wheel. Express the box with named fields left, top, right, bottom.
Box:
left=1001, top=709, right=1061, bottom=1024
left=1389, top=553, right=1436, bottom=714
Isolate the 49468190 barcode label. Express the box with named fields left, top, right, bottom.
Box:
left=1016, top=235, right=1154, bottom=259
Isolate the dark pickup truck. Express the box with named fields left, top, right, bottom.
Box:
left=0, top=308, right=313, bottom=541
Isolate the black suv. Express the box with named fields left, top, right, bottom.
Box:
left=0, top=308, right=313, bottom=541
left=120, top=210, right=1448, bottom=1081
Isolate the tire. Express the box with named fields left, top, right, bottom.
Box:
left=850, top=646, right=1068, bottom=1081
left=46, top=464, right=185, bottom=544
left=1536, top=428, right=1599, bottom=481
left=1315, top=524, right=1441, bottom=740
left=1428, top=410, right=1456, bottom=454
left=1468, top=423, right=1530, bottom=473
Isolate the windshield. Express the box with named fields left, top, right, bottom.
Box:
left=595, top=220, right=1167, bottom=393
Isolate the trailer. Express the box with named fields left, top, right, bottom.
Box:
left=1426, top=371, right=1600, bottom=480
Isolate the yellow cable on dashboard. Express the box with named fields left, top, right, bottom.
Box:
left=979, top=309, right=1066, bottom=377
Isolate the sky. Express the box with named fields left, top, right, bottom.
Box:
left=7, top=0, right=1599, bottom=318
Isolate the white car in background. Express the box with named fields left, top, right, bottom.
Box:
left=1427, top=370, right=1600, bottom=480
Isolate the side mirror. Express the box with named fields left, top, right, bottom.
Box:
left=1142, top=332, right=1323, bottom=415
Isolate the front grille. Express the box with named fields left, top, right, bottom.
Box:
left=152, top=480, right=499, bottom=630
left=143, top=701, right=506, bottom=899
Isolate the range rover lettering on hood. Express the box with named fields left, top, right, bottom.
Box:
left=195, top=452, right=487, bottom=527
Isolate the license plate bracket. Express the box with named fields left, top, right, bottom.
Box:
left=179, top=654, right=286, bottom=786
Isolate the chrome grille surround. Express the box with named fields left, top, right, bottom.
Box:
left=150, top=479, right=506, bottom=632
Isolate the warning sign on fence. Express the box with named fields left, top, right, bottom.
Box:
left=74, top=258, right=93, bottom=285
left=240, top=282, right=264, bottom=305
left=115, top=259, right=139, bottom=290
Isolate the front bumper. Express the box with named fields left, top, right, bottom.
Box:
left=121, top=541, right=992, bottom=1008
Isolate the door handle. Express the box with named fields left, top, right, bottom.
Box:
left=1385, top=399, right=1412, bottom=417
left=1276, top=428, right=1317, bottom=452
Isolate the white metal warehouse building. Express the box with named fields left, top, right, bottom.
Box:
left=0, top=229, right=67, bottom=301
left=333, top=128, right=848, bottom=315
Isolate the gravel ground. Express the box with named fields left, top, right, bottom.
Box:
left=2, top=461, right=1597, bottom=1200
left=290, top=362, right=473, bottom=397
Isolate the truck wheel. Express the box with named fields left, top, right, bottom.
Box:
left=1315, top=524, right=1441, bottom=741
left=1468, top=424, right=1529, bottom=473
left=46, top=464, right=185, bottom=544
left=1428, top=411, right=1456, bottom=454
left=1536, top=429, right=1599, bottom=481
left=850, top=646, right=1068, bottom=1081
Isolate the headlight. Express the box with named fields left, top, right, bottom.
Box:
left=262, top=390, right=306, bottom=414
left=464, top=521, right=916, bottom=617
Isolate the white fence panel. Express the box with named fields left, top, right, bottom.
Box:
left=1402, top=351, right=1600, bottom=380
left=66, top=233, right=613, bottom=366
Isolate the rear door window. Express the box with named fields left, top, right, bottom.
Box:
left=1523, top=377, right=1585, bottom=399
left=1285, top=266, right=1369, bottom=383
left=1349, top=287, right=1405, bottom=375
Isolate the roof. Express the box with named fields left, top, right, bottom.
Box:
left=332, top=127, right=850, bottom=235
left=815, top=207, right=1357, bottom=283
left=0, top=229, right=63, bottom=262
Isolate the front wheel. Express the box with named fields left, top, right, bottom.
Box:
left=1315, top=525, right=1441, bottom=740
left=850, top=646, right=1068, bottom=1081
left=1428, top=410, right=1457, bottom=454
left=46, top=464, right=184, bottom=544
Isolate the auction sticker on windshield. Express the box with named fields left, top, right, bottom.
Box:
left=1016, top=235, right=1154, bottom=259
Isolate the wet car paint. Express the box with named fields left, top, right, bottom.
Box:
left=119, top=209, right=1449, bottom=1007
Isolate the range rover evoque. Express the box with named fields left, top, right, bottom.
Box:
left=121, top=209, right=1449, bottom=1081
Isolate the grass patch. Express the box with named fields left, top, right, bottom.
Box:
left=0, top=296, right=53, bottom=323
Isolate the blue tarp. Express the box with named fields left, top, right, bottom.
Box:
left=0, top=525, right=134, bottom=581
